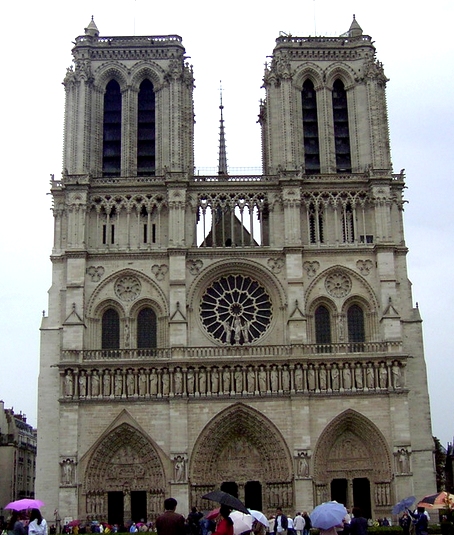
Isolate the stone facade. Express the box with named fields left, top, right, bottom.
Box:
left=36, top=16, right=436, bottom=524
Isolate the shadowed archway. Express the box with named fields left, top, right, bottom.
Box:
left=82, top=422, right=166, bottom=522
left=189, top=403, right=293, bottom=513
left=312, top=409, right=392, bottom=518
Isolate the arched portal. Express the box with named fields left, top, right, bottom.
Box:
left=82, top=422, right=166, bottom=523
left=313, top=409, right=392, bottom=519
left=189, top=403, right=293, bottom=513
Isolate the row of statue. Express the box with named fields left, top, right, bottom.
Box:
left=62, top=360, right=405, bottom=398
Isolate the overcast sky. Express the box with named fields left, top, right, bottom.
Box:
left=1, top=0, right=453, bottom=449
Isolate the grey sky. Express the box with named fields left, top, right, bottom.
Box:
left=1, top=0, right=452, bottom=448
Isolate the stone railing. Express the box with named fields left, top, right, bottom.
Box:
left=60, top=341, right=402, bottom=363
left=60, top=353, right=407, bottom=401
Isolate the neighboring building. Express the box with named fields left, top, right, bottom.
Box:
left=36, top=16, right=436, bottom=524
left=446, top=441, right=454, bottom=493
left=0, top=401, right=37, bottom=513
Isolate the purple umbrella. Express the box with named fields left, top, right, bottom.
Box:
left=310, top=501, right=347, bottom=530
left=5, top=498, right=45, bottom=511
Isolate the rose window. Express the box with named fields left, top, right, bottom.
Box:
left=200, top=275, right=272, bottom=345
left=325, top=271, right=352, bottom=298
left=114, top=276, right=141, bottom=301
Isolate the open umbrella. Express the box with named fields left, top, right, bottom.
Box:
left=310, top=501, right=347, bottom=530
left=202, top=491, right=249, bottom=515
left=230, top=511, right=253, bottom=535
left=418, top=491, right=454, bottom=510
left=248, top=510, right=269, bottom=528
left=206, top=508, right=220, bottom=520
left=392, top=496, right=416, bottom=515
left=5, top=498, right=45, bottom=511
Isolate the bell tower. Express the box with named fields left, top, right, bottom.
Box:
left=62, top=17, right=194, bottom=178
left=260, top=16, right=391, bottom=175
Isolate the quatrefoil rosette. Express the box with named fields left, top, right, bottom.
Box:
left=114, top=276, right=141, bottom=301
left=325, top=271, right=352, bottom=298
left=200, top=274, right=272, bottom=345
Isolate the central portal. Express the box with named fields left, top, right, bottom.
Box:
left=190, top=404, right=294, bottom=514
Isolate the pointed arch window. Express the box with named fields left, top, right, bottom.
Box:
left=302, top=80, right=320, bottom=173
left=102, top=308, right=120, bottom=349
left=315, top=305, right=331, bottom=352
left=103, top=80, right=122, bottom=177
left=332, top=79, right=351, bottom=172
left=348, top=304, right=365, bottom=352
left=309, top=202, right=324, bottom=244
left=137, top=79, right=156, bottom=176
left=137, top=307, right=157, bottom=348
left=342, top=202, right=355, bottom=243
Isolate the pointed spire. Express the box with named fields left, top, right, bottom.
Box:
left=218, top=82, right=228, bottom=176
left=348, top=14, right=363, bottom=37
left=85, top=16, right=99, bottom=38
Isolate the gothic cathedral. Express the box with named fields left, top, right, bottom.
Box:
left=37, top=17, right=435, bottom=524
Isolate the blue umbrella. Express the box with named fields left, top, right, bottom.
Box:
left=392, top=496, right=415, bottom=515
left=310, top=501, right=347, bottom=530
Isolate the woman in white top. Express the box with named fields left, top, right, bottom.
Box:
left=28, top=509, right=48, bottom=535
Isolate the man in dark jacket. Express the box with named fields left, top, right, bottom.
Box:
left=156, top=498, right=186, bottom=535
left=274, top=508, right=288, bottom=535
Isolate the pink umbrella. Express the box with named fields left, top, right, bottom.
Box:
left=5, top=498, right=45, bottom=511
left=206, top=508, right=220, bottom=520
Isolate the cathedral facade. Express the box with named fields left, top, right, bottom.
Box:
left=36, top=17, right=435, bottom=524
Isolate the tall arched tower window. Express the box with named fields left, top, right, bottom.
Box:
left=103, top=80, right=122, bottom=177
left=309, top=202, right=324, bottom=244
left=137, top=307, right=157, bottom=348
left=137, top=79, right=156, bottom=176
left=332, top=79, right=351, bottom=172
left=315, top=305, right=331, bottom=344
left=342, top=202, right=355, bottom=243
left=302, top=80, right=320, bottom=174
left=347, top=304, right=365, bottom=344
left=102, top=308, right=120, bottom=349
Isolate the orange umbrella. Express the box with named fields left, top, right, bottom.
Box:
left=418, top=491, right=454, bottom=510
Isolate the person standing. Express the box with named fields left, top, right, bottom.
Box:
left=302, top=513, right=311, bottom=535
left=399, top=513, right=411, bottom=535
left=156, top=498, right=186, bottom=535
left=408, top=507, right=428, bottom=535
left=7, top=512, right=28, bottom=535
left=187, top=507, right=203, bottom=535
left=349, top=508, right=368, bottom=535
left=213, top=505, right=233, bottom=535
left=293, top=513, right=305, bottom=535
left=273, top=508, right=288, bottom=535
left=29, top=509, right=48, bottom=535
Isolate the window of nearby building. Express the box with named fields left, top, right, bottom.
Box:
left=302, top=80, right=320, bottom=173
left=332, top=79, right=351, bottom=172
left=137, top=79, right=156, bottom=176
left=103, top=80, right=122, bottom=177
left=137, top=307, right=157, bottom=348
left=102, top=308, right=120, bottom=349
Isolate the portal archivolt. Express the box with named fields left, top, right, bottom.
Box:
left=190, top=403, right=294, bottom=511
left=312, top=409, right=392, bottom=511
left=82, top=422, right=166, bottom=519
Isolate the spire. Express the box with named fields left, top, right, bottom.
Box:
left=348, top=14, right=363, bottom=37
left=85, top=16, right=99, bottom=38
left=218, top=82, right=228, bottom=176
